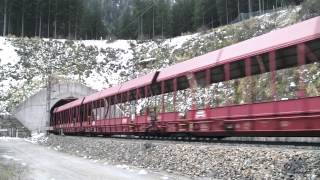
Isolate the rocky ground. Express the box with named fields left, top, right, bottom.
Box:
left=40, top=135, right=320, bottom=179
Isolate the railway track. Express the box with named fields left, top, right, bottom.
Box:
left=87, top=134, right=320, bottom=149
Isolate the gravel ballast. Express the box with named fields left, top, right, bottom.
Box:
left=41, top=135, right=320, bottom=179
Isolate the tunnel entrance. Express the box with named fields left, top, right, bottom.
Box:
left=50, top=97, right=77, bottom=122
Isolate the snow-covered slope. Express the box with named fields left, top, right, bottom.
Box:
left=0, top=5, right=308, bottom=113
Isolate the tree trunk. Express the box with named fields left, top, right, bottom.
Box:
left=21, top=0, right=25, bottom=37
left=74, top=22, right=77, bottom=40
left=54, top=0, right=57, bottom=38
left=39, top=14, right=42, bottom=37
left=140, top=16, right=143, bottom=39
left=68, top=17, right=71, bottom=39
left=152, top=5, right=154, bottom=38
left=248, top=0, right=252, bottom=17
left=237, top=0, right=240, bottom=15
left=226, top=0, right=229, bottom=24
left=7, top=4, right=11, bottom=35
left=48, top=0, right=51, bottom=38
left=161, top=16, right=163, bottom=38
left=3, top=0, right=7, bottom=36
left=68, top=1, right=71, bottom=39
left=259, top=0, right=262, bottom=14
left=35, top=14, right=38, bottom=37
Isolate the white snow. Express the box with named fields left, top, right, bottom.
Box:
left=1, top=154, right=21, bottom=161
left=163, top=33, right=198, bottom=53
left=116, top=164, right=130, bottom=170
left=138, top=169, right=148, bottom=175
left=139, top=57, right=156, bottom=63
left=81, top=40, right=131, bottom=50
left=0, top=136, right=20, bottom=141
left=0, top=37, right=20, bottom=65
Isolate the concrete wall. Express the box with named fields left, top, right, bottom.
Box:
left=14, top=82, right=96, bottom=132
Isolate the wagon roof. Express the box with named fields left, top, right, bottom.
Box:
left=55, top=97, right=85, bottom=112
left=82, top=72, right=157, bottom=103
left=82, top=85, right=121, bottom=104
left=157, top=16, right=320, bottom=81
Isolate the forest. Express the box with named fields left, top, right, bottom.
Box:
left=0, top=0, right=302, bottom=40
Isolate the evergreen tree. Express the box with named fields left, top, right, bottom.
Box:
left=0, top=0, right=304, bottom=40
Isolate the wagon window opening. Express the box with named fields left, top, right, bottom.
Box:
left=175, top=76, right=192, bottom=113
left=251, top=53, right=270, bottom=75
left=151, top=83, right=161, bottom=95
left=163, top=79, right=175, bottom=112
left=129, top=90, right=137, bottom=117
left=276, top=45, right=298, bottom=70
left=73, top=108, right=76, bottom=123
left=195, top=70, right=206, bottom=87
left=306, top=38, right=320, bottom=64
left=149, top=83, right=162, bottom=114
left=194, top=70, right=207, bottom=109
left=129, top=89, right=137, bottom=101
left=275, top=45, right=299, bottom=100
left=210, top=65, right=224, bottom=83
left=208, top=65, right=226, bottom=107
left=305, top=38, right=320, bottom=96
left=139, top=87, right=145, bottom=98
left=247, top=54, right=272, bottom=103
left=136, top=87, right=148, bottom=116
left=230, top=60, right=245, bottom=80
left=164, top=79, right=174, bottom=93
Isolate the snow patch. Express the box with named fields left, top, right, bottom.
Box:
left=0, top=136, right=20, bottom=141
left=116, top=164, right=130, bottom=170
left=24, top=132, right=47, bottom=144
left=137, top=169, right=148, bottom=175
left=0, top=37, right=20, bottom=65
left=1, top=155, right=21, bottom=161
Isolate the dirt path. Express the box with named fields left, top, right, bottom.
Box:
left=0, top=139, right=190, bottom=180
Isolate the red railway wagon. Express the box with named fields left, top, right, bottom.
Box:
left=51, top=16, right=320, bottom=137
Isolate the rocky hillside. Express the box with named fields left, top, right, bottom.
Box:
left=0, top=3, right=319, bottom=113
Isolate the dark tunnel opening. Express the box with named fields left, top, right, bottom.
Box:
left=50, top=97, right=77, bottom=123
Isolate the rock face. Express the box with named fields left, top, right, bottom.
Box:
left=42, top=135, right=320, bottom=179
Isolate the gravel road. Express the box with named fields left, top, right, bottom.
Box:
left=0, top=138, right=190, bottom=180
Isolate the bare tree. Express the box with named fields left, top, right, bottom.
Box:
left=259, top=0, right=262, bottom=14
left=21, top=0, right=25, bottom=37
left=237, top=0, right=240, bottom=15
left=248, top=0, right=252, bottom=17
left=48, top=0, right=51, bottom=38
left=39, top=13, right=42, bottom=37
left=3, top=0, right=7, bottom=36
left=226, top=0, right=229, bottom=24
left=54, top=0, right=57, bottom=38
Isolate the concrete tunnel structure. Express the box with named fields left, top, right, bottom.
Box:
left=14, top=81, right=97, bottom=132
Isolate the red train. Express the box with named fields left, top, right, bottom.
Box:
left=50, top=16, right=320, bottom=137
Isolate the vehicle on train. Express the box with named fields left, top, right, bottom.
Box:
left=50, top=16, right=320, bottom=137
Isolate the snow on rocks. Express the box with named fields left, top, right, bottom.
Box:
left=24, top=132, right=48, bottom=144
left=40, top=135, right=320, bottom=179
